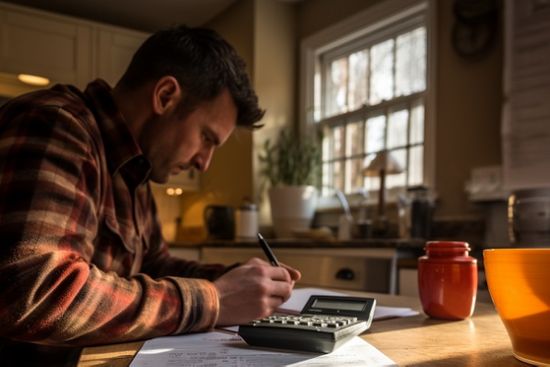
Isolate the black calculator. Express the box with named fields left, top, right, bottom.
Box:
left=238, top=295, right=376, bottom=354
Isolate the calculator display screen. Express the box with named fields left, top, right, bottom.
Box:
left=311, top=299, right=366, bottom=312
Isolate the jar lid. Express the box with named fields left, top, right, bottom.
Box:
left=425, top=241, right=470, bottom=250
left=239, top=202, right=257, bottom=211
left=238, top=197, right=257, bottom=211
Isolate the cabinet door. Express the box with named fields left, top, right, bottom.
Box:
left=0, top=4, right=92, bottom=88
left=169, top=247, right=200, bottom=262
left=201, top=248, right=264, bottom=265
left=95, top=28, right=148, bottom=86
left=201, top=247, right=382, bottom=291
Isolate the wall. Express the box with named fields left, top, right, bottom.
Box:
left=176, top=0, right=255, bottom=236
left=176, top=0, right=297, bottom=238
left=297, top=0, right=503, bottom=219
left=252, top=0, right=297, bottom=226
left=434, top=0, right=502, bottom=218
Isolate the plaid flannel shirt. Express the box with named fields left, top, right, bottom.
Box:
left=0, top=80, right=228, bottom=357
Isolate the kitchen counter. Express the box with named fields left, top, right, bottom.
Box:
left=169, top=237, right=427, bottom=250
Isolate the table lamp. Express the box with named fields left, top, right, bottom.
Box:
left=362, top=150, right=404, bottom=236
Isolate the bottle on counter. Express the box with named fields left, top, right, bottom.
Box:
left=406, top=186, right=435, bottom=239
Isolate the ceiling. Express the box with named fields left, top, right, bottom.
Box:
left=1, top=0, right=239, bottom=32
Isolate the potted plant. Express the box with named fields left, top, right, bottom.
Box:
left=259, top=129, right=321, bottom=238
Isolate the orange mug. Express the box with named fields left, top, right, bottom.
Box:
left=418, top=241, right=477, bottom=320
left=484, top=248, right=550, bottom=366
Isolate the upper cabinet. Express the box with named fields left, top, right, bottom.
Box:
left=94, top=27, right=148, bottom=86
left=0, top=3, right=93, bottom=88
left=0, top=2, right=148, bottom=90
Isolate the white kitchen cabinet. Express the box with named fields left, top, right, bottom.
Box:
left=169, top=247, right=201, bottom=262
left=94, top=27, right=148, bottom=86
left=0, top=2, right=93, bottom=88
left=398, top=268, right=419, bottom=297
left=201, top=247, right=398, bottom=292
left=0, top=2, right=148, bottom=90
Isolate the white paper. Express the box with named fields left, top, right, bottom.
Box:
left=130, top=330, right=396, bottom=367
left=278, top=287, right=419, bottom=320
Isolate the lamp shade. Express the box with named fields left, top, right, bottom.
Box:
left=362, top=150, right=404, bottom=176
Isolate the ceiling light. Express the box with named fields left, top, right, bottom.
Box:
left=17, top=74, right=50, bottom=86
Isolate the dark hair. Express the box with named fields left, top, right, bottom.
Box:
left=117, top=25, right=264, bottom=128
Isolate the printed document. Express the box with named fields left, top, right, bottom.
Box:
left=129, top=330, right=396, bottom=367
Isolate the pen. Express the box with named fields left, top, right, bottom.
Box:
left=257, top=233, right=280, bottom=267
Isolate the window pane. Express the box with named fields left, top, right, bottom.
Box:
left=386, top=149, right=407, bottom=189
left=328, top=57, right=348, bottom=116
left=333, top=160, right=344, bottom=191
left=363, top=154, right=380, bottom=191
left=346, top=121, right=363, bottom=157
left=409, top=145, right=423, bottom=186
left=332, top=126, right=345, bottom=158
left=348, top=50, right=368, bottom=110
left=396, top=27, right=426, bottom=97
left=412, top=27, right=427, bottom=93
left=345, top=158, right=364, bottom=192
left=322, top=127, right=331, bottom=161
left=387, top=108, right=409, bottom=149
left=365, top=114, right=386, bottom=153
left=369, top=39, right=394, bottom=105
left=322, top=162, right=332, bottom=195
left=410, top=101, right=424, bottom=144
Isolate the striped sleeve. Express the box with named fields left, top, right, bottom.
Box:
left=0, top=104, right=219, bottom=346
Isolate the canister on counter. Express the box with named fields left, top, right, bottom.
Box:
left=418, top=241, right=478, bottom=320
left=235, top=198, right=258, bottom=239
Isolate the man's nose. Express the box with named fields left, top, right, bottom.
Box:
left=193, top=148, right=215, bottom=172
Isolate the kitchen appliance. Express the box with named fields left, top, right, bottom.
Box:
left=398, top=186, right=435, bottom=239
left=204, top=205, right=234, bottom=240
left=508, top=188, right=550, bottom=246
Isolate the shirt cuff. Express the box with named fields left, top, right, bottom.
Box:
left=165, top=277, right=219, bottom=334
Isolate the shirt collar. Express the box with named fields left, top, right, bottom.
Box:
left=84, top=79, right=151, bottom=185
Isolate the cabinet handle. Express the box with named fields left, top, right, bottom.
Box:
left=335, top=268, right=355, bottom=281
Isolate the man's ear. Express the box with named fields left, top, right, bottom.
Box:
left=152, top=76, right=181, bottom=115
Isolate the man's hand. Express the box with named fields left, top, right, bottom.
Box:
left=214, top=257, right=301, bottom=326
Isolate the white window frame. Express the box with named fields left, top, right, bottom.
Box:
left=300, top=0, right=437, bottom=209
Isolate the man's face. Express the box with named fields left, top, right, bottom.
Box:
left=139, top=88, right=237, bottom=183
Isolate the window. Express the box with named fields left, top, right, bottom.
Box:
left=301, top=0, right=433, bottom=200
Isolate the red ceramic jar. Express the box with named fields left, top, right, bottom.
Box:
left=418, top=241, right=477, bottom=320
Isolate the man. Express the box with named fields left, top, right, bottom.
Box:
left=0, top=25, right=301, bottom=366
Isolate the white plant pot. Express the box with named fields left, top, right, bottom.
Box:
left=269, top=185, right=317, bottom=238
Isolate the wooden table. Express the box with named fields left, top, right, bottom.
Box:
left=78, top=292, right=525, bottom=366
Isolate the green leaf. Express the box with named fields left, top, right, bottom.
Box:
left=259, top=129, right=321, bottom=187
